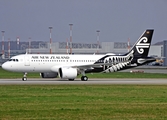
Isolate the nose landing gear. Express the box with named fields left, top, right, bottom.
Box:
left=22, top=72, right=27, bottom=81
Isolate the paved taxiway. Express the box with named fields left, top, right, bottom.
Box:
left=0, top=78, right=167, bottom=85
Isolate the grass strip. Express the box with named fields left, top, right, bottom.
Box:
left=0, top=85, right=167, bottom=120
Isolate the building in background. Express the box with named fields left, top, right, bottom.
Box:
left=29, top=41, right=129, bottom=54
left=163, top=40, right=167, bottom=66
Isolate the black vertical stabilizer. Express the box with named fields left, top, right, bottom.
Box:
left=126, top=29, right=154, bottom=58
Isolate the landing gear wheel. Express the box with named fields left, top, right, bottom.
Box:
left=22, top=72, right=27, bottom=81
left=81, top=76, right=88, bottom=81
left=22, top=77, right=27, bottom=81
left=68, top=79, right=74, bottom=81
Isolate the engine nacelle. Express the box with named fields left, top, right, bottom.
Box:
left=59, top=67, right=77, bottom=79
left=40, top=72, right=58, bottom=78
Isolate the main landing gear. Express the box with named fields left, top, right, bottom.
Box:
left=22, top=72, right=27, bottom=81
left=80, top=70, right=88, bottom=81
left=81, top=76, right=88, bottom=81
left=68, top=76, right=88, bottom=81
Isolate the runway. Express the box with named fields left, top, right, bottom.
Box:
left=0, top=78, right=167, bottom=85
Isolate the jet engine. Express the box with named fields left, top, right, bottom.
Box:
left=59, top=67, right=77, bottom=79
left=40, top=72, right=58, bottom=78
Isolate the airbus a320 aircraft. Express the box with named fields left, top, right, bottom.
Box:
left=2, top=29, right=156, bottom=81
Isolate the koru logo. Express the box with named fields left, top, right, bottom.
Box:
left=136, top=37, right=150, bottom=54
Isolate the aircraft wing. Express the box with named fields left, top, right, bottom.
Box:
left=51, top=61, right=130, bottom=72
left=71, top=62, right=122, bottom=69
left=72, top=63, right=103, bottom=69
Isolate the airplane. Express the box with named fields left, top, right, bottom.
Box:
left=2, top=29, right=156, bottom=81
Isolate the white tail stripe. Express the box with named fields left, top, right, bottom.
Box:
left=136, top=37, right=150, bottom=54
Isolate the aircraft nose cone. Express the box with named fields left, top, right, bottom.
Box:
left=2, top=62, right=10, bottom=71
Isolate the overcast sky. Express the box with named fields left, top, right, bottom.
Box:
left=0, top=0, right=167, bottom=44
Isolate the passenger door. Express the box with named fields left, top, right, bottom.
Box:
left=24, top=55, right=30, bottom=66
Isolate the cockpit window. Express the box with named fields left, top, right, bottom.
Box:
left=9, top=59, right=19, bottom=62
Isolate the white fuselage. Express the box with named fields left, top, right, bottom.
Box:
left=2, top=54, right=105, bottom=73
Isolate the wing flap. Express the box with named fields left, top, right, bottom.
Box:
left=71, top=62, right=113, bottom=69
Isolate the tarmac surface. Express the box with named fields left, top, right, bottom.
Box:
left=0, top=78, right=167, bottom=85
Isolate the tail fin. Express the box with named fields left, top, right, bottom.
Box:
left=127, top=29, right=154, bottom=58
